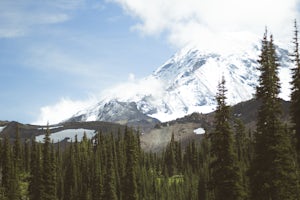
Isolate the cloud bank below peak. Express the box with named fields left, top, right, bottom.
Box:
left=32, top=75, right=165, bottom=125
left=32, top=97, right=98, bottom=125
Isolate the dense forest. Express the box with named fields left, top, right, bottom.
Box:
left=1, top=23, right=300, bottom=200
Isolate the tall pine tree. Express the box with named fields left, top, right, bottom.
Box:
left=249, top=30, right=298, bottom=200
left=29, top=138, right=42, bottom=200
left=41, top=127, right=57, bottom=200
left=104, top=139, right=118, bottom=200
left=122, top=127, right=138, bottom=200
left=164, top=133, right=177, bottom=176
left=291, top=20, right=300, bottom=166
left=209, top=77, right=244, bottom=200
left=233, top=119, right=251, bottom=198
left=1, top=135, right=11, bottom=198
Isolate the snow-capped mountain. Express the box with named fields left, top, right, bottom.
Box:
left=67, top=44, right=292, bottom=124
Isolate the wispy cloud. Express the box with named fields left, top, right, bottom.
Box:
left=24, top=45, right=100, bottom=77
left=111, top=0, right=300, bottom=52
left=0, top=0, right=84, bottom=38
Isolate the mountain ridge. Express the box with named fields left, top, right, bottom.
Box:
left=0, top=98, right=291, bottom=152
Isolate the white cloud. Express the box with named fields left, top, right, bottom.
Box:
left=101, top=76, right=165, bottom=101
left=111, top=0, right=300, bottom=52
left=33, top=77, right=165, bottom=125
left=33, top=97, right=98, bottom=125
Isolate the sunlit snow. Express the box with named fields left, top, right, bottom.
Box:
left=194, top=128, right=205, bottom=135
left=35, top=129, right=96, bottom=143
left=0, top=126, right=6, bottom=133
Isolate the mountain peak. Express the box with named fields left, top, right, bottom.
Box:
left=67, top=43, right=292, bottom=124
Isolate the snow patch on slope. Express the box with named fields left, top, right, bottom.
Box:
left=0, top=126, right=6, bottom=133
left=194, top=128, right=205, bottom=135
left=35, top=129, right=96, bottom=143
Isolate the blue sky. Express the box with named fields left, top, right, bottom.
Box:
left=0, top=0, right=299, bottom=124
left=0, top=0, right=173, bottom=123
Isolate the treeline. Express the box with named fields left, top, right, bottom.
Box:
left=0, top=125, right=214, bottom=200
left=1, top=23, right=300, bottom=200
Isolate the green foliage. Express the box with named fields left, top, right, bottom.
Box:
left=122, top=127, right=139, bottom=200
left=233, top=119, right=252, bottom=198
left=291, top=20, right=300, bottom=168
left=163, top=133, right=179, bottom=176
left=157, top=175, right=184, bottom=186
left=209, top=77, right=245, bottom=200
left=249, top=30, right=298, bottom=200
left=41, top=127, right=57, bottom=200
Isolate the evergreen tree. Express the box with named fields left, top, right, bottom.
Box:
left=198, top=169, right=207, bottom=200
left=1, top=134, right=21, bottom=200
left=234, top=119, right=250, bottom=198
left=122, top=127, right=138, bottom=200
left=291, top=20, right=300, bottom=166
left=91, top=147, right=103, bottom=200
left=13, top=126, right=22, bottom=169
left=198, top=134, right=212, bottom=200
left=175, top=141, right=183, bottom=173
left=116, top=129, right=125, bottom=199
left=209, top=77, right=244, bottom=200
left=77, top=132, right=92, bottom=200
left=249, top=31, right=298, bottom=200
left=1, top=135, right=11, bottom=197
left=41, top=128, right=57, bottom=200
left=64, top=143, right=78, bottom=200
left=164, top=133, right=177, bottom=176
left=29, top=139, right=42, bottom=200
left=103, top=140, right=118, bottom=200
left=9, top=129, right=23, bottom=200
left=55, top=142, right=64, bottom=200
left=24, top=139, right=30, bottom=172
left=183, top=140, right=199, bottom=173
